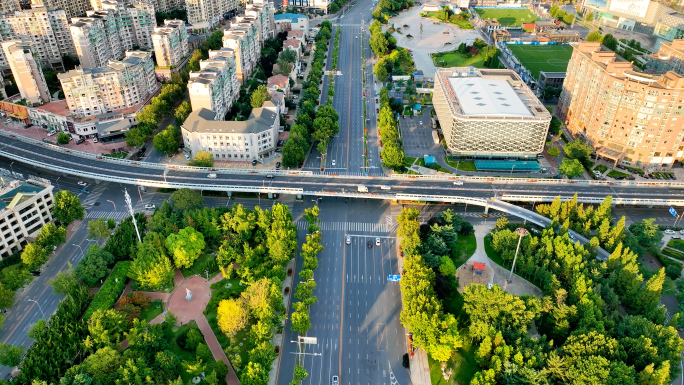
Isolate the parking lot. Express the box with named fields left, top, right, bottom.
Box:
left=398, top=107, right=441, bottom=159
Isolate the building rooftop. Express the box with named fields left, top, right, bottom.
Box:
left=287, top=30, right=304, bottom=39
left=0, top=180, right=44, bottom=211
left=274, top=13, right=307, bottom=22
left=449, top=77, right=532, bottom=117
left=268, top=74, right=288, bottom=88
left=183, top=101, right=278, bottom=134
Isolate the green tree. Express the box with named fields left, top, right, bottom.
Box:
left=559, top=158, right=584, bottom=179
left=21, top=243, right=49, bottom=271
left=293, top=365, right=308, bottom=381
left=27, top=318, right=46, bottom=340
left=217, top=298, right=249, bottom=336
left=438, top=256, right=456, bottom=277
left=88, top=217, right=112, bottom=240
left=564, top=139, right=593, bottom=161
left=128, top=232, right=175, bottom=288
left=250, top=85, right=272, bottom=108
left=602, top=33, right=618, bottom=51
left=0, top=283, right=14, bottom=309
left=381, top=142, right=405, bottom=170
left=52, top=190, right=85, bottom=226
left=165, top=226, right=206, bottom=268
left=153, top=125, right=181, bottom=156
left=49, top=264, right=79, bottom=296
left=374, top=59, right=389, bottom=82
left=628, top=219, right=662, bottom=252
left=189, top=150, right=214, bottom=167
left=75, top=245, right=115, bottom=286
left=0, top=344, right=23, bottom=367
left=88, top=309, right=128, bottom=347
left=35, top=223, right=67, bottom=248
left=586, top=12, right=594, bottom=22
left=80, top=346, right=122, bottom=383
left=57, top=132, right=70, bottom=144
left=170, top=188, right=204, bottom=211
left=586, top=30, right=602, bottom=42
left=174, top=101, right=192, bottom=125
left=125, top=127, right=147, bottom=147
left=548, top=147, right=560, bottom=157
left=370, top=32, right=389, bottom=57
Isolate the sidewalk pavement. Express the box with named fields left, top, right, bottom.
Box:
left=196, top=313, right=241, bottom=385
left=409, top=348, right=431, bottom=385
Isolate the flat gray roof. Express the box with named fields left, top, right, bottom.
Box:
left=449, top=77, right=532, bottom=117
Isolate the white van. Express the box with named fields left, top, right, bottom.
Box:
left=380, top=185, right=391, bottom=190
left=207, top=173, right=217, bottom=179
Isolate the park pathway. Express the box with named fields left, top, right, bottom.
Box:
left=196, top=313, right=240, bottom=385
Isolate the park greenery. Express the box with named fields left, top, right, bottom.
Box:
left=282, top=21, right=335, bottom=167
left=378, top=87, right=405, bottom=170
left=3, top=188, right=300, bottom=385
left=549, top=5, right=575, bottom=25
left=371, top=20, right=415, bottom=81
left=372, top=0, right=413, bottom=23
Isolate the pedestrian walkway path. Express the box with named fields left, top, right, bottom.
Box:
left=196, top=313, right=241, bottom=385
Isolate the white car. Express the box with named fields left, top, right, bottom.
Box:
left=380, top=185, right=391, bottom=190
left=47, top=130, right=57, bottom=136
left=92, top=137, right=99, bottom=143
left=144, top=204, right=156, bottom=210
left=665, top=229, right=676, bottom=234
left=5, top=118, right=11, bottom=124
left=453, top=181, right=463, bottom=185
left=332, top=376, right=339, bottom=385
left=346, top=235, right=351, bottom=245
left=680, top=229, right=684, bottom=235
left=332, top=159, right=336, bottom=167
left=77, top=181, right=88, bottom=186
left=375, top=237, right=381, bottom=246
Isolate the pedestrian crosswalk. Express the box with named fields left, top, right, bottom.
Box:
left=80, top=182, right=109, bottom=210
left=295, top=220, right=397, bottom=233
left=85, top=211, right=129, bottom=221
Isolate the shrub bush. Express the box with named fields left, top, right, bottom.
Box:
left=83, top=261, right=131, bottom=319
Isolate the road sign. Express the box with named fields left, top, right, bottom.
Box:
left=388, top=275, right=401, bottom=282
left=670, top=207, right=677, bottom=217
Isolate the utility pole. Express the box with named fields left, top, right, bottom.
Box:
left=124, top=188, right=142, bottom=243
left=507, top=228, right=529, bottom=283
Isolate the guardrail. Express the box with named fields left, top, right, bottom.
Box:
left=500, top=194, right=684, bottom=207
left=0, top=130, right=314, bottom=177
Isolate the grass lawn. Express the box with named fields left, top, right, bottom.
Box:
left=444, top=159, right=477, bottom=171
left=474, top=7, right=539, bottom=27
left=607, top=169, right=630, bottom=178
left=506, top=44, right=573, bottom=79
left=433, top=50, right=486, bottom=68
left=404, top=156, right=417, bottom=168
left=417, top=158, right=452, bottom=174
left=182, top=251, right=219, bottom=278
left=424, top=11, right=474, bottom=29
left=429, top=340, right=479, bottom=385
left=484, top=234, right=506, bottom=268
left=668, top=239, right=684, bottom=252
left=594, top=165, right=608, bottom=173
left=140, top=300, right=163, bottom=322
left=451, top=233, right=476, bottom=269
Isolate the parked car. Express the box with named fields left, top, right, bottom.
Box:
left=5, top=118, right=11, bottom=124
left=367, top=240, right=372, bottom=249
left=47, top=130, right=57, bottom=136
left=92, top=137, right=99, bottom=143
left=665, top=229, right=676, bottom=234
left=276, top=162, right=281, bottom=169
left=144, top=204, right=156, bottom=210
left=346, top=235, right=351, bottom=245
left=679, top=229, right=684, bottom=235
left=77, top=181, right=88, bottom=186
left=76, top=138, right=85, bottom=145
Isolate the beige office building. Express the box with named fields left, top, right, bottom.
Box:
left=0, top=6, right=76, bottom=70
left=0, top=179, right=54, bottom=260
left=152, top=19, right=189, bottom=68
left=2, top=40, right=50, bottom=105
left=181, top=101, right=279, bottom=161
left=58, top=51, right=158, bottom=117
left=433, top=67, right=551, bottom=157
left=558, top=42, right=684, bottom=169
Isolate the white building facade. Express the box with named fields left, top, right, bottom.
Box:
left=152, top=19, right=189, bottom=68
left=222, top=20, right=259, bottom=83
left=2, top=40, right=50, bottom=105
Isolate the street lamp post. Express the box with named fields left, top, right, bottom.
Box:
left=27, top=298, right=45, bottom=317
left=55, top=176, right=61, bottom=190
left=124, top=188, right=142, bottom=243
left=507, top=228, right=529, bottom=283
left=9, top=161, right=14, bottom=175
left=511, top=165, right=516, bottom=175
left=107, top=200, right=116, bottom=211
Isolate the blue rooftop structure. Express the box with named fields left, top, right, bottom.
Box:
left=274, top=13, right=307, bottom=22
left=475, top=160, right=540, bottom=172
left=414, top=104, right=422, bottom=111
left=424, top=155, right=436, bottom=166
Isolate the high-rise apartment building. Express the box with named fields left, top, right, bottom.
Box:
left=0, top=6, right=76, bottom=70
left=246, top=2, right=275, bottom=42
left=222, top=20, right=259, bottom=83
left=58, top=50, right=158, bottom=117
left=188, top=47, right=239, bottom=120
left=0, top=0, right=20, bottom=13
left=152, top=19, right=189, bottom=68
left=186, top=0, right=238, bottom=29
left=30, top=0, right=90, bottom=19
left=70, top=1, right=155, bottom=67
left=558, top=42, right=684, bottom=169
left=433, top=67, right=551, bottom=157
left=2, top=40, right=50, bottom=105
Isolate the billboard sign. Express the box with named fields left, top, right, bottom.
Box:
left=608, top=0, right=649, bottom=18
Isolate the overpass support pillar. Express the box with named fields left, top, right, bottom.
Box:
left=268, top=193, right=274, bottom=199
left=484, top=202, right=490, bottom=215
left=227, top=191, right=232, bottom=199
left=296, top=194, right=303, bottom=200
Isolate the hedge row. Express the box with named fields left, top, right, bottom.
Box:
left=663, top=247, right=684, bottom=261
left=83, top=261, right=131, bottom=319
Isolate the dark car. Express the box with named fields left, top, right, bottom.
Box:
left=276, top=162, right=281, bottom=169
left=80, top=188, right=90, bottom=193
left=367, top=240, right=372, bottom=249
left=76, top=138, right=85, bottom=145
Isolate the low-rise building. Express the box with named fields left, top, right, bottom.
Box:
left=534, top=20, right=561, bottom=33
left=558, top=41, right=684, bottom=169
left=58, top=51, right=159, bottom=118
left=282, top=37, right=302, bottom=60
left=181, top=100, right=279, bottom=161
left=274, top=13, right=309, bottom=38
left=267, top=73, right=289, bottom=97
left=544, top=30, right=580, bottom=43
left=432, top=67, right=551, bottom=158
left=537, top=71, right=565, bottom=89
left=2, top=40, right=50, bottom=105
left=187, top=47, right=240, bottom=120
left=0, top=178, right=54, bottom=260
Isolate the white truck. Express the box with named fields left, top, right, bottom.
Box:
left=357, top=185, right=368, bottom=193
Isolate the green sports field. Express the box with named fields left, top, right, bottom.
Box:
left=506, top=44, right=573, bottom=79
left=473, top=8, right=539, bottom=27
